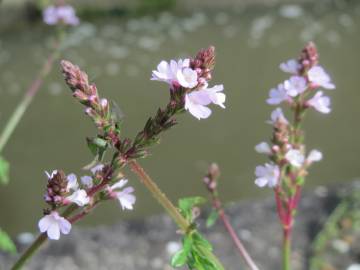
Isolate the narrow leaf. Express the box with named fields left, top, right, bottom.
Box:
left=0, top=228, right=16, bottom=254
left=0, top=156, right=10, bottom=185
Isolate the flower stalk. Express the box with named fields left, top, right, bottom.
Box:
left=203, top=163, right=259, bottom=270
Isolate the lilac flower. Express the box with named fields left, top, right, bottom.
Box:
left=285, top=149, right=305, bottom=167
left=67, top=189, right=90, bottom=206
left=38, top=211, right=71, bottom=240
left=43, top=5, right=79, bottom=26
left=81, top=176, right=93, bottom=188
left=176, top=67, right=198, bottom=88
left=279, top=59, right=300, bottom=74
left=255, top=163, right=280, bottom=188
left=307, top=149, right=323, bottom=163
left=66, top=173, right=79, bottom=191
left=90, top=164, right=104, bottom=175
left=184, top=85, right=225, bottom=120
left=151, top=59, right=193, bottom=88
left=267, top=84, right=289, bottom=105
left=255, top=142, right=271, bottom=154
left=284, top=76, right=307, bottom=97
left=108, top=179, right=136, bottom=210
left=268, top=108, right=289, bottom=125
left=308, top=66, right=335, bottom=90
left=307, top=91, right=331, bottom=114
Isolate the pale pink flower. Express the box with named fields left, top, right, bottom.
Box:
left=109, top=179, right=136, bottom=210
left=67, top=189, right=90, bottom=206
left=66, top=173, right=79, bottom=191
left=284, top=76, right=307, bottom=97
left=279, top=59, right=300, bottom=74
left=151, top=59, right=192, bottom=88
left=268, top=108, right=289, bottom=125
left=81, top=176, right=93, bottom=188
left=255, top=163, right=280, bottom=188
left=308, top=66, right=335, bottom=90
left=255, top=142, right=272, bottom=154
left=90, top=164, right=104, bottom=175
left=307, top=149, right=323, bottom=163
left=184, top=85, right=225, bottom=120
left=43, top=5, right=79, bottom=26
left=285, top=149, right=305, bottom=167
left=38, top=211, right=71, bottom=240
left=267, top=84, right=289, bottom=105
left=307, top=91, right=331, bottom=114
left=176, top=67, right=198, bottom=88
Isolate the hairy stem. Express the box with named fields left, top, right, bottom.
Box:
left=129, top=160, right=226, bottom=269
left=129, top=159, right=188, bottom=232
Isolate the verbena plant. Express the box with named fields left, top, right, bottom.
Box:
left=7, top=3, right=336, bottom=270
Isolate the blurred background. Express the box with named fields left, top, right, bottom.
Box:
left=0, top=0, right=359, bottom=237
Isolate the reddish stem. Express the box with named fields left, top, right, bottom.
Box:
left=211, top=196, right=259, bottom=270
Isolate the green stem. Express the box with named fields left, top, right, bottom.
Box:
left=282, top=228, right=291, bottom=270
left=129, top=160, right=188, bottom=232
left=11, top=204, right=78, bottom=270
left=0, top=34, right=63, bottom=153
left=129, top=160, right=225, bottom=270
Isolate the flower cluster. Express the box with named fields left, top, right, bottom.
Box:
left=254, top=42, right=335, bottom=238
left=43, top=4, right=79, bottom=26
left=151, top=46, right=226, bottom=120
left=38, top=166, right=135, bottom=240
left=255, top=42, right=335, bottom=189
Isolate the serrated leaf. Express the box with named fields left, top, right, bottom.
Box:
left=0, top=228, right=16, bottom=254
left=171, top=248, right=188, bottom=267
left=193, top=232, right=213, bottom=251
left=206, top=210, right=219, bottom=228
left=86, top=137, right=108, bottom=161
left=0, top=156, right=10, bottom=185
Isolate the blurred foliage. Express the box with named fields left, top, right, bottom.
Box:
left=136, top=0, right=176, bottom=14
left=0, top=228, right=16, bottom=254
left=310, top=188, right=360, bottom=270
left=0, top=156, right=10, bottom=185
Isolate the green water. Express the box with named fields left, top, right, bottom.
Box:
left=1, top=2, right=360, bottom=237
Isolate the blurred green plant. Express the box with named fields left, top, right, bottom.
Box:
left=310, top=187, right=360, bottom=270
left=137, top=0, right=176, bottom=14
left=0, top=228, right=16, bottom=254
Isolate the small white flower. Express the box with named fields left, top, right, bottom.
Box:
left=255, top=142, right=272, bottom=154
left=279, top=59, right=300, bottom=74
left=184, top=85, right=225, bottom=120
left=66, top=173, right=79, bottom=191
left=307, top=149, right=323, bottom=163
left=90, top=164, right=104, bottom=175
left=308, top=66, right=335, bottom=90
left=45, top=170, right=57, bottom=180
left=307, top=91, right=331, bottom=114
left=109, top=179, right=136, bottom=210
left=67, top=189, right=90, bottom=206
left=285, top=149, right=305, bottom=167
left=284, top=76, right=307, bottom=97
left=38, top=212, right=71, bottom=240
left=255, top=163, right=280, bottom=188
left=267, top=84, right=289, bottom=105
left=176, top=67, right=198, bottom=88
left=151, top=59, right=191, bottom=88
left=268, top=108, right=289, bottom=125
left=81, top=175, right=93, bottom=188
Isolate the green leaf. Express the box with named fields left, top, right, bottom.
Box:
left=0, top=228, right=16, bottom=254
left=193, top=232, right=213, bottom=251
left=206, top=210, right=219, bottom=228
left=86, top=137, right=108, bottom=161
left=171, top=248, right=188, bottom=267
left=179, top=197, right=206, bottom=213
left=0, top=156, right=10, bottom=185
